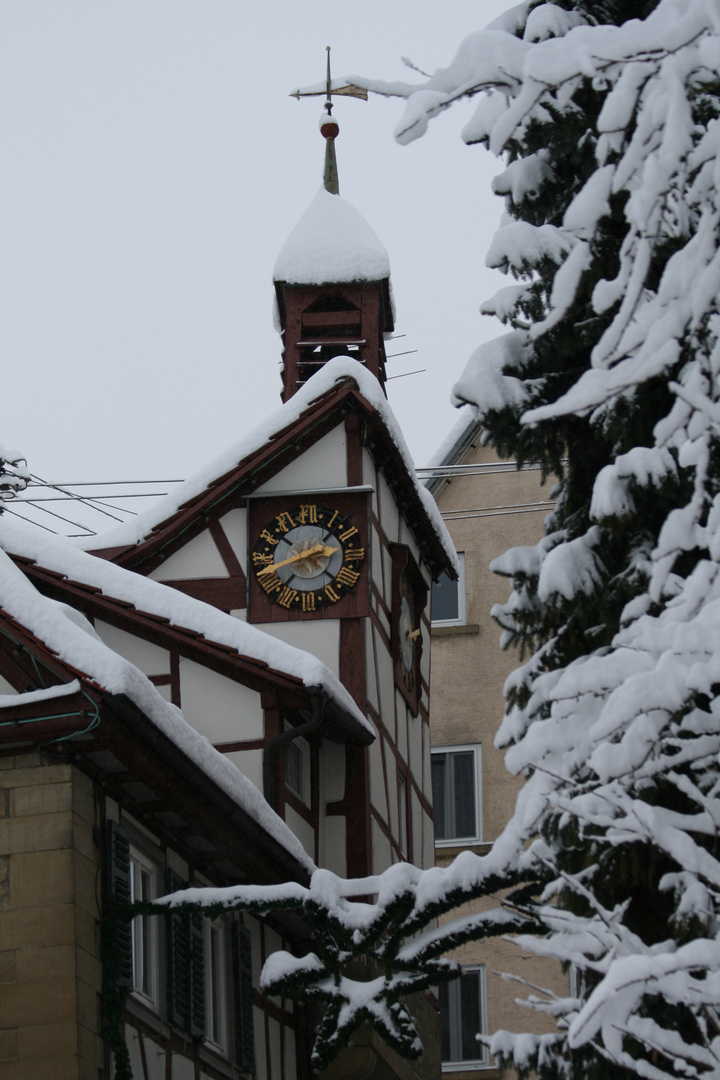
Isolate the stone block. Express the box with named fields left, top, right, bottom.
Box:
left=77, top=1020, right=102, bottom=1067
left=72, top=781, right=96, bottom=826
left=72, top=814, right=96, bottom=862
left=75, top=945, right=101, bottom=991
left=11, top=782, right=73, bottom=817
left=0, top=949, right=16, bottom=984
left=0, top=976, right=76, bottom=1027
left=15, top=944, right=75, bottom=984
left=0, top=1027, right=18, bottom=1062
left=74, top=906, right=100, bottom=958
left=76, top=978, right=100, bottom=1030
left=0, top=904, right=75, bottom=950
left=0, top=762, right=71, bottom=789
left=0, top=813, right=73, bottom=856
left=10, top=849, right=75, bottom=908
left=2, top=1053, right=78, bottom=1080
left=73, top=851, right=98, bottom=918
left=17, top=1021, right=77, bottom=1059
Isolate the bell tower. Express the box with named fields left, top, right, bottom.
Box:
left=273, top=53, right=394, bottom=402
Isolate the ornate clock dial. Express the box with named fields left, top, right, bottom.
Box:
left=398, top=574, right=418, bottom=691
left=251, top=503, right=365, bottom=612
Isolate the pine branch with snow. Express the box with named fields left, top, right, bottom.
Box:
left=142, top=2, right=720, bottom=1076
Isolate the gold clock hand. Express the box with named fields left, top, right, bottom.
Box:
left=256, top=542, right=339, bottom=577
left=407, top=628, right=421, bottom=641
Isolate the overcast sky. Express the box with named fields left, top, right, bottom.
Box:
left=1, top=1, right=514, bottom=484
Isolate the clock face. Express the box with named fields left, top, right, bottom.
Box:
left=251, top=503, right=366, bottom=612
left=398, top=573, right=418, bottom=692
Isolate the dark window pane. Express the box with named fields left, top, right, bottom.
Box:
left=439, top=981, right=451, bottom=1060
left=460, top=972, right=482, bottom=1060
left=432, top=755, right=447, bottom=840
left=431, top=571, right=459, bottom=622
left=453, top=752, right=476, bottom=838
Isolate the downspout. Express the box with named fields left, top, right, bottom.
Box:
left=263, top=687, right=324, bottom=811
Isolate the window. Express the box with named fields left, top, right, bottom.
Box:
left=431, top=553, right=466, bottom=625
left=440, top=966, right=488, bottom=1069
left=285, top=734, right=311, bottom=805
left=432, top=745, right=482, bottom=845
left=205, top=919, right=228, bottom=1051
left=129, top=849, right=158, bottom=1004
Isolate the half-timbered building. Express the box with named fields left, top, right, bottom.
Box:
left=0, top=111, right=454, bottom=1080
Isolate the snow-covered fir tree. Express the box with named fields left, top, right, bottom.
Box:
left=144, top=2, right=720, bottom=1077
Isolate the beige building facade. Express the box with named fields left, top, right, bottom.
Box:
left=426, top=415, right=566, bottom=1077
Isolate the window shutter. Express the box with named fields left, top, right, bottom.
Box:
left=106, top=820, right=132, bottom=988
left=232, top=922, right=255, bottom=1073
left=189, top=909, right=206, bottom=1039
left=166, top=869, right=206, bottom=1039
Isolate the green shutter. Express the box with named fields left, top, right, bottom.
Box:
left=166, top=868, right=205, bottom=1039
left=106, top=820, right=132, bottom=989
left=233, top=922, right=255, bottom=1073
left=189, top=909, right=206, bottom=1039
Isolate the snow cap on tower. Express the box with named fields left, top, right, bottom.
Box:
left=274, top=47, right=391, bottom=287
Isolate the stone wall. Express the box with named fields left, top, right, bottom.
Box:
left=0, top=753, right=103, bottom=1080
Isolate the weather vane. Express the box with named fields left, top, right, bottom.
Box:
left=290, top=49, right=368, bottom=105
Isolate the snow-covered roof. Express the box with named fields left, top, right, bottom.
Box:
left=0, top=514, right=372, bottom=738
left=425, top=404, right=481, bottom=471
left=274, top=187, right=391, bottom=286
left=79, top=357, right=457, bottom=573
left=0, top=544, right=315, bottom=872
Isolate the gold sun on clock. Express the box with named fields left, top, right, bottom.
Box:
left=251, top=503, right=365, bottom=611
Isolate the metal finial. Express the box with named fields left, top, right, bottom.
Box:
left=324, top=46, right=333, bottom=116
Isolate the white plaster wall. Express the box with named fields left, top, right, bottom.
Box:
left=252, top=1007, right=266, bottom=1080
left=171, top=1055, right=194, bottom=1080
left=150, top=529, right=228, bottom=581
left=411, top=789, right=422, bottom=867
left=362, top=449, right=375, bottom=497
left=178, top=660, right=264, bottom=742
left=321, top=816, right=347, bottom=877
left=395, top=692, right=408, bottom=764
left=154, top=684, right=172, bottom=702
left=372, top=817, right=392, bottom=874
left=126, top=1028, right=167, bottom=1080
left=219, top=507, right=247, bottom=569
left=255, top=426, right=347, bottom=494
left=377, top=472, right=400, bottom=543
left=384, top=737, right=398, bottom=840
left=382, top=548, right=393, bottom=608
left=369, top=735, right=387, bottom=819
left=321, top=740, right=345, bottom=802
left=269, top=1018, right=282, bottom=1080
left=0, top=676, right=16, bottom=694
left=225, top=749, right=263, bottom=794
left=422, top=725, right=433, bottom=803
left=95, top=621, right=171, bottom=675
left=408, top=711, right=423, bottom=781
left=398, top=521, right=421, bottom=568
left=252, top=619, right=340, bottom=678
left=422, top=809, right=434, bottom=869
left=375, top=640, right=395, bottom=735
left=365, top=621, right=379, bottom=714
left=285, top=804, right=314, bottom=860
left=284, top=1026, right=298, bottom=1080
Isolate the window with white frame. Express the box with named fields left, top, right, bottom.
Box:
left=431, top=744, right=482, bottom=845
left=205, top=918, right=228, bottom=1051
left=431, top=553, right=466, bottom=625
left=285, top=734, right=311, bottom=805
left=440, top=966, right=488, bottom=1069
left=129, top=847, right=158, bottom=1005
